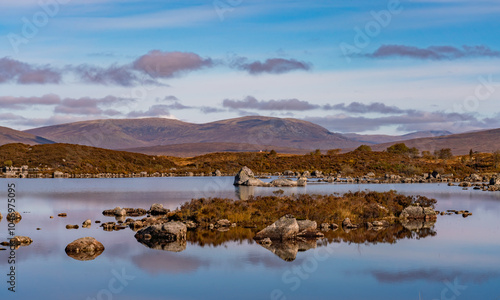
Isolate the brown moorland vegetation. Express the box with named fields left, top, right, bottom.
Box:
left=1, top=142, right=499, bottom=177
left=169, top=191, right=437, bottom=228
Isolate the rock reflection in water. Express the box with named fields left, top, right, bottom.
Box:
left=235, top=186, right=255, bottom=200
left=258, top=239, right=318, bottom=261
left=136, top=238, right=187, bottom=252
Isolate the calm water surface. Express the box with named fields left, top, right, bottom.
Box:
left=1, top=177, right=499, bottom=300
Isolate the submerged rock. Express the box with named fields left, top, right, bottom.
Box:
left=10, top=236, right=33, bottom=246
left=7, top=211, right=22, bottom=222
left=65, top=237, right=105, bottom=261
left=82, top=219, right=92, bottom=228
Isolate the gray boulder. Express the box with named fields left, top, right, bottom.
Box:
left=135, top=222, right=187, bottom=242
left=271, top=178, right=298, bottom=187
left=342, top=218, right=357, bottom=229
left=234, top=166, right=255, bottom=185
left=254, top=215, right=299, bottom=241
left=297, top=220, right=317, bottom=232
left=149, top=203, right=170, bottom=215
left=400, top=205, right=437, bottom=220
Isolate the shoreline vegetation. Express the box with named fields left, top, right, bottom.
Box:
left=0, top=143, right=499, bottom=182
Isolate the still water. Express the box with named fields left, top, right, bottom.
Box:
left=0, top=177, right=499, bottom=300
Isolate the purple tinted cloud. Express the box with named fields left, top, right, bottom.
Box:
left=127, top=105, right=172, bottom=117
left=0, top=94, right=61, bottom=109
left=73, top=64, right=144, bottom=87
left=223, top=96, right=318, bottom=111
left=366, top=45, right=500, bottom=60
left=133, top=50, right=213, bottom=78
left=231, top=57, right=311, bottom=75
left=0, top=57, right=62, bottom=84
left=326, top=102, right=408, bottom=114
left=54, top=96, right=129, bottom=115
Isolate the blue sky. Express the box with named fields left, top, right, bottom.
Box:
left=0, top=0, right=499, bottom=134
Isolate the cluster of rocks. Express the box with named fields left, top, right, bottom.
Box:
left=454, top=174, right=500, bottom=192
left=1, top=169, right=230, bottom=179
left=0, top=236, right=33, bottom=251
left=102, top=207, right=147, bottom=217
left=437, top=209, right=472, bottom=218
left=253, top=215, right=324, bottom=242
left=234, top=167, right=307, bottom=187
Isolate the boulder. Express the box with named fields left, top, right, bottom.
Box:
left=148, top=203, right=170, bottom=215
left=372, top=220, right=389, bottom=227
left=302, top=171, right=311, bottom=178
left=111, top=207, right=126, bottom=216
left=184, top=220, right=197, bottom=229
left=215, top=170, right=222, bottom=176
left=470, top=174, right=482, bottom=182
left=490, top=177, right=500, bottom=186
left=243, top=178, right=269, bottom=186
left=342, top=218, right=357, bottom=229
left=216, top=219, right=232, bottom=227
left=82, top=219, right=92, bottom=227
left=65, top=237, right=105, bottom=261
left=0, top=212, right=2, bottom=221
left=234, top=166, right=255, bottom=185
left=135, top=222, right=187, bottom=243
left=66, top=224, right=79, bottom=229
left=297, top=177, right=308, bottom=186
left=297, top=229, right=324, bottom=238
left=7, top=211, right=22, bottom=222
left=400, top=205, right=437, bottom=220
left=271, top=178, right=297, bottom=187
left=297, top=220, right=317, bottom=232
left=254, top=215, right=299, bottom=241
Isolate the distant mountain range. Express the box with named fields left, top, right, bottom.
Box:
left=344, top=130, right=452, bottom=144
left=371, top=128, right=500, bottom=155
left=24, top=116, right=359, bottom=150
left=0, top=116, right=496, bottom=156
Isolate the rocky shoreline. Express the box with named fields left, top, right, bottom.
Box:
left=2, top=166, right=499, bottom=193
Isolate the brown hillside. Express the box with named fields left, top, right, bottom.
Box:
left=0, top=126, right=54, bottom=146
left=371, top=128, right=500, bottom=155
left=25, top=116, right=360, bottom=150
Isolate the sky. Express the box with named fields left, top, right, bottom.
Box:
left=0, top=0, right=499, bottom=135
